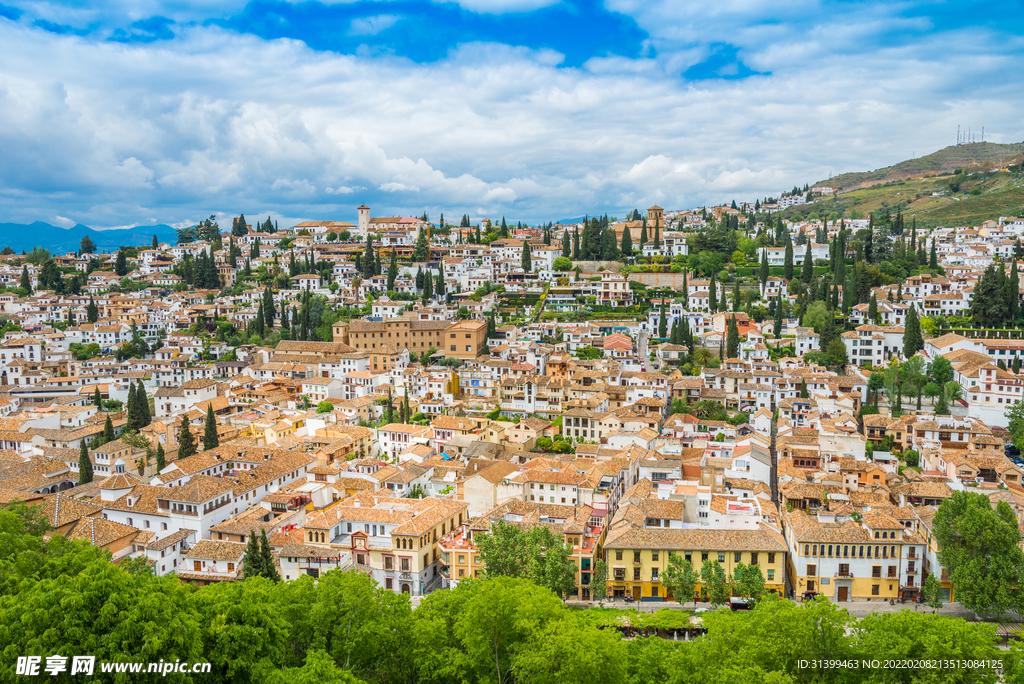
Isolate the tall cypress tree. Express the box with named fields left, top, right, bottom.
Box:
left=709, top=272, right=718, bottom=312
left=155, top=442, right=166, bottom=473
left=620, top=226, right=632, bottom=257
left=102, top=414, right=115, bottom=445
left=521, top=243, right=532, bottom=272
left=178, top=415, right=197, bottom=459
left=1009, top=259, right=1020, bottom=324
left=243, top=532, right=261, bottom=579
left=639, top=219, right=648, bottom=250
left=681, top=271, right=689, bottom=308
left=125, top=382, right=138, bottom=432
left=904, top=306, right=923, bottom=357
left=259, top=529, right=281, bottom=581
left=733, top=280, right=741, bottom=312
left=136, top=381, right=150, bottom=427
left=801, top=241, right=813, bottom=282
left=929, top=240, right=938, bottom=269
left=562, top=231, right=571, bottom=258
left=653, top=217, right=661, bottom=249
left=572, top=228, right=580, bottom=260
left=726, top=316, right=739, bottom=359
left=783, top=234, right=794, bottom=280
left=658, top=302, right=667, bottom=338
left=86, top=296, right=99, bottom=323
left=387, top=248, right=398, bottom=291
left=78, top=441, right=93, bottom=485
left=203, top=403, right=219, bottom=451
left=93, top=386, right=102, bottom=407
left=773, top=299, right=783, bottom=337
left=759, top=248, right=769, bottom=286
left=20, top=266, right=31, bottom=294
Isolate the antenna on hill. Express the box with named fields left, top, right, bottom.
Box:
left=957, top=125, right=960, bottom=146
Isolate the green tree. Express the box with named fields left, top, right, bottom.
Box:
left=259, top=528, right=281, bottom=582
left=512, top=617, right=626, bottom=684
left=922, top=572, right=943, bottom=609
left=658, top=302, right=667, bottom=338
left=203, top=403, right=219, bottom=450
left=868, top=293, right=878, bottom=323
left=115, top=248, right=128, bottom=276
left=316, top=400, right=334, bottom=414
left=102, top=413, right=115, bottom=444
left=476, top=520, right=531, bottom=578
left=178, top=415, right=197, bottom=459
left=731, top=563, right=765, bottom=600
left=413, top=228, right=430, bottom=261
left=904, top=305, right=923, bottom=357
left=86, top=296, right=99, bottom=323
left=620, top=226, right=632, bottom=257
left=783, top=234, right=794, bottom=280
left=932, top=490, right=1024, bottom=614
left=19, top=265, right=31, bottom=294
left=521, top=242, right=532, bottom=272
left=155, top=442, right=166, bottom=472
left=243, top=532, right=262, bottom=579
left=77, top=441, right=93, bottom=484
left=700, top=559, right=730, bottom=607
left=726, top=315, right=739, bottom=359
left=825, top=338, right=848, bottom=368
left=928, top=355, right=953, bottom=385
left=661, top=552, right=698, bottom=607
left=801, top=241, right=813, bottom=282
left=79, top=234, right=97, bottom=254
left=553, top=256, right=572, bottom=271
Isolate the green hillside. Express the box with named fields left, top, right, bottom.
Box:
left=786, top=146, right=1024, bottom=228
left=821, top=142, right=1024, bottom=191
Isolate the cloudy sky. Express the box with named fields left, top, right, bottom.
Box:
left=0, top=0, right=1020, bottom=229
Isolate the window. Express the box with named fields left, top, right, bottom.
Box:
left=872, top=565, right=881, bottom=578
left=633, top=568, right=641, bottom=580
left=702, top=552, right=708, bottom=562
left=401, top=558, right=410, bottom=571
left=386, top=578, right=393, bottom=590
left=806, top=564, right=816, bottom=576
left=839, top=563, right=850, bottom=576
left=888, top=565, right=897, bottom=578
left=615, top=550, right=623, bottom=561
left=385, top=557, right=393, bottom=570
left=872, top=584, right=880, bottom=596
left=651, top=551, right=659, bottom=561
left=768, top=553, right=775, bottom=564
left=734, top=552, right=742, bottom=563
left=767, top=569, right=775, bottom=581
left=227, top=562, right=235, bottom=572
left=718, top=552, right=725, bottom=563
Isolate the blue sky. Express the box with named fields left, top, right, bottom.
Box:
left=0, top=0, right=1021, bottom=229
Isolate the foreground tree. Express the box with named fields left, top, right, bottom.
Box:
left=932, top=490, right=1024, bottom=614
left=661, top=552, right=698, bottom=607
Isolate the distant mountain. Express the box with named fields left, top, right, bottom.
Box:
left=0, top=222, right=178, bottom=253
left=820, top=142, right=1024, bottom=192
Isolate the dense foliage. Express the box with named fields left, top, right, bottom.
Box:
left=0, top=504, right=1015, bottom=683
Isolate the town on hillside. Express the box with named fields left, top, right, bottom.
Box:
left=3, top=197, right=1024, bottom=616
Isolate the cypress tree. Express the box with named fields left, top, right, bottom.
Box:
left=759, top=248, right=769, bottom=286
left=658, top=302, right=667, bottom=338
left=86, top=296, right=98, bottom=323
left=115, top=249, right=128, bottom=276
left=243, top=531, right=261, bottom=579
left=653, top=217, right=661, bottom=249
left=387, top=248, right=398, bottom=291
left=155, top=442, right=166, bottom=473
left=20, top=266, right=31, bottom=294
left=125, top=382, right=138, bottom=432
left=620, top=226, right=632, bottom=257
left=669, top=320, right=678, bottom=345
left=904, top=306, right=923, bottom=357
left=1009, top=259, right=1020, bottom=324
left=929, top=240, right=938, bottom=269
left=78, top=441, right=93, bottom=485
left=572, top=228, right=580, bottom=260
left=263, top=288, right=275, bottom=329
left=203, top=403, right=219, bottom=451
left=733, top=280, right=741, bottom=312
left=521, top=243, right=532, bottom=272
left=726, top=316, right=739, bottom=359
left=773, top=299, right=783, bottom=337
left=639, top=219, right=647, bottom=250
left=102, top=413, right=115, bottom=444
left=136, top=382, right=150, bottom=427
left=259, top=529, right=281, bottom=581
left=709, top=272, right=718, bottom=312
left=562, top=231, right=571, bottom=258
left=93, top=386, right=102, bottom=407
left=178, top=415, right=197, bottom=459
left=934, top=387, right=948, bottom=416
left=783, top=234, right=794, bottom=280
left=868, top=293, right=878, bottom=323
left=681, top=271, right=689, bottom=308
left=801, top=242, right=813, bottom=282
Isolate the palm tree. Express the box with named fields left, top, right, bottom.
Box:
left=694, top=348, right=713, bottom=367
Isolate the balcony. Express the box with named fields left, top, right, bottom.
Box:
left=834, top=572, right=854, bottom=579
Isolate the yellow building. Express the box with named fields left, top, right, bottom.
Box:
left=784, top=508, right=927, bottom=602
left=602, top=526, right=787, bottom=601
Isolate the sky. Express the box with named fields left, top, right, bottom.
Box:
left=0, top=0, right=1021, bottom=230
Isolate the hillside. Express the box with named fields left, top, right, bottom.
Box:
left=0, top=222, right=177, bottom=253
left=821, top=142, right=1024, bottom=192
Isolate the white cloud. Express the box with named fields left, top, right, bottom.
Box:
left=349, top=14, right=401, bottom=36
left=432, top=0, right=560, bottom=14
left=52, top=215, right=75, bottom=227
left=0, top=18, right=1020, bottom=228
